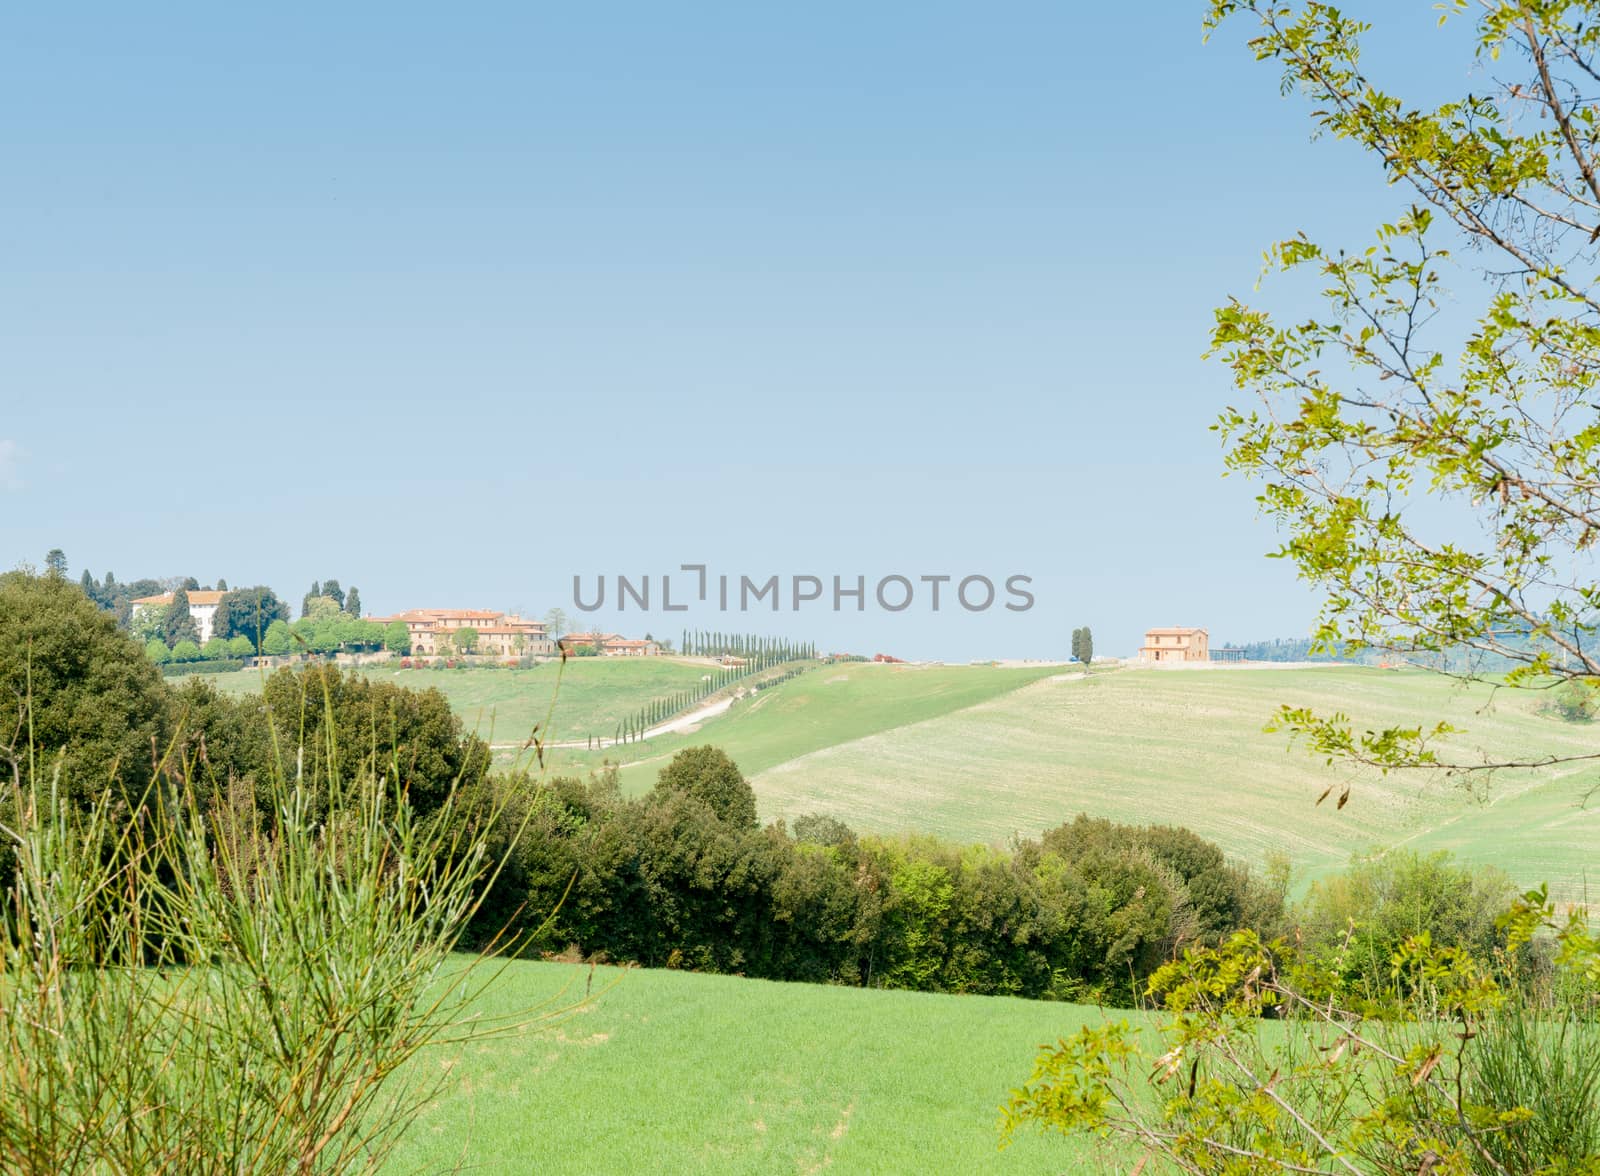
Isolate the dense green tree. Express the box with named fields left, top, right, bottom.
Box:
left=451, top=628, right=479, bottom=655
left=302, top=582, right=320, bottom=618
left=162, top=590, right=200, bottom=647
left=179, top=577, right=199, bottom=592
left=214, top=577, right=226, bottom=591
left=211, top=587, right=290, bottom=649
left=384, top=621, right=410, bottom=654
left=259, top=664, right=489, bottom=815
left=145, top=638, right=171, bottom=665
left=43, top=549, right=67, bottom=578
left=1206, top=0, right=1600, bottom=781
left=344, top=586, right=361, bottom=618
left=200, top=638, right=230, bottom=661
left=1294, top=851, right=1515, bottom=994
left=321, top=580, right=344, bottom=610
left=226, top=635, right=255, bottom=659
left=1077, top=627, right=1092, bottom=667
left=653, top=746, right=758, bottom=828
left=793, top=814, right=856, bottom=847
left=303, top=596, right=340, bottom=622
left=0, top=570, right=171, bottom=803
left=172, top=640, right=202, bottom=663
left=79, top=569, right=96, bottom=601
left=262, top=620, right=292, bottom=657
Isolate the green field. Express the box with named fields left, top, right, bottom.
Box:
left=390, top=959, right=1129, bottom=1175
left=205, top=658, right=715, bottom=747
left=214, top=659, right=1600, bottom=901
left=548, top=662, right=1067, bottom=788
left=745, top=668, right=1600, bottom=898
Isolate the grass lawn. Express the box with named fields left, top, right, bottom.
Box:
left=205, top=658, right=716, bottom=747
left=545, top=662, right=1068, bottom=791
left=390, top=959, right=1128, bottom=1175
left=748, top=668, right=1600, bottom=900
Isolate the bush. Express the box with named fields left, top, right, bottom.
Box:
left=1545, top=679, right=1597, bottom=723
left=1002, top=887, right=1600, bottom=1174
left=0, top=691, right=543, bottom=1172
left=653, top=746, right=758, bottom=827
left=1294, top=850, right=1516, bottom=995
left=0, top=570, right=172, bottom=805
left=161, top=659, right=248, bottom=677
left=465, top=778, right=1285, bottom=1005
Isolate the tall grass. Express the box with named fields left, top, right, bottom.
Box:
left=0, top=664, right=565, bottom=1174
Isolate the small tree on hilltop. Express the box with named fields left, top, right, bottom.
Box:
left=1078, top=627, right=1092, bottom=667
left=344, top=586, right=361, bottom=618
left=44, top=550, right=67, bottom=579
left=653, top=746, right=757, bottom=828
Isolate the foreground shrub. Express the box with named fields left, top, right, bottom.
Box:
left=1002, top=886, right=1600, bottom=1174
left=0, top=691, right=546, bottom=1173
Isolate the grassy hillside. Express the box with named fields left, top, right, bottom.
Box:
left=390, top=959, right=1126, bottom=1174
left=206, top=658, right=715, bottom=746
left=544, top=662, right=1068, bottom=790
left=750, top=668, right=1600, bottom=898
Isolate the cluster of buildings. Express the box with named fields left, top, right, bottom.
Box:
left=559, top=632, right=662, bottom=657
left=363, top=609, right=555, bottom=657
left=360, top=613, right=665, bottom=659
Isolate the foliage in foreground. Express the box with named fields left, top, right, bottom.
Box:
left=1003, top=887, right=1600, bottom=1174
left=1205, top=0, right=1600, bottom=785
left=0, top=693, right=549, bottom=1173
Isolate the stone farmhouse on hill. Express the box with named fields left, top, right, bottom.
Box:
left=365, top=609, right=554, bottom=657
left=560, top=632, right=662, bottom=657
left=131, top=590, right=225, bottom=643
left=1139, top=626, right=1210, bottom=663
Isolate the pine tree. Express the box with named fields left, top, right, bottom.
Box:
left=216, top=578, right=228, bottom=591
left=80, top=569, right=96, bottom=601
left=345, top=586, right=362, bottom=617
left=44, top=549, right=67, bottom=578
left=322, top=580, right=344, bottom=610
left=303, top=582, right=321, bottom=618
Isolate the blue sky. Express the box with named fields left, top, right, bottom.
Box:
left=1, top=3, right=1477, bottom=659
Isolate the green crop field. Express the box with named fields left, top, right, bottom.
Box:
left=203, top=658, right=715, bottom=747
left=545, top=662, right=1067, bottom=789
left=211, top=660, right=1600, bottom=900
left=745, top=668, right=1600, bottom=899
left=390, top=959, right=1131, bottom=1175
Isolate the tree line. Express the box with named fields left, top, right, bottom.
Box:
left=680, top=631, right=817, bottom=661
left=607, top=651, right=817, bottom=746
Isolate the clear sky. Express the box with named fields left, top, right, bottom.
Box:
left=1, top=3, right=1478, bottom=659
